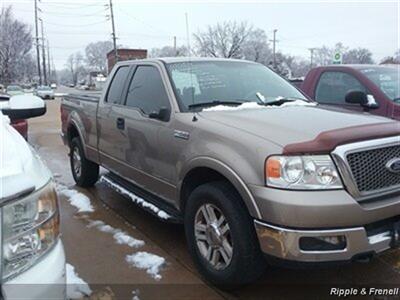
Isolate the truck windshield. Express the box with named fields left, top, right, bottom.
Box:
left=166, top=61, right=307, bottom=111
left=360, top=67, right=400, bottom=102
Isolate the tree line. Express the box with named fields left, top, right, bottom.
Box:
left=1, top=6, right=399, bottom=86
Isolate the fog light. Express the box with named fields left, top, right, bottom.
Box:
left=299, top=235, right=346, bottom=251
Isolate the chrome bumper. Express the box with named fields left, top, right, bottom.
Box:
left=254, top=220, right=393, bottom=262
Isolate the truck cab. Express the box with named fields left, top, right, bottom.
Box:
left=301, top=65, right=399, bottom=120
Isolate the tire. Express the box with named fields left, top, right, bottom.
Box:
left=184, top=181, right=266, bottom=289
left=70, top=137, right=99, bottom=187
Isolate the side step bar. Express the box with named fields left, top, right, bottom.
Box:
left=100, top=173, right=183, bottom=223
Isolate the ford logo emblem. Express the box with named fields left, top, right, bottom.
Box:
left=386, top=158, right=400, bottom=174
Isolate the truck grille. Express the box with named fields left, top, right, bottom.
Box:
left=347, top=145, right=400, bottom=193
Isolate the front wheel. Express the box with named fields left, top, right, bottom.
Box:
left=70, top=137, right=99, bottom=187
left=184, top=181, right=266, bottom=288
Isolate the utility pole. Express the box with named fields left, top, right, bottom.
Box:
left=173, top=36, right=177, bottom=56
left=34, top=0, right=42, bottom=85
left=271, top=29, right=278, bottom=70
left=108, top=0, right=118, bottom=63
left=308, top=47, right=317, bottom=68
left=39, top=19, right=47, bottom=86
left=47, top=40, right=51, bottom=82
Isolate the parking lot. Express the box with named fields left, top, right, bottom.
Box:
left=25, top=91, right=400, bottom=299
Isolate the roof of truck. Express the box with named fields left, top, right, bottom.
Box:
left=117, top=57, right=257, bottom=65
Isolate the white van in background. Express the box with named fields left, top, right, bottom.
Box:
left=0, top=96, right=65, bottom=299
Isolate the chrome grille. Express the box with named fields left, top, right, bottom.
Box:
left=347, top=145, right=400, bottom=192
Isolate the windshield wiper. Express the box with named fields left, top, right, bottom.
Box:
left=393, top=97, right=400, bottom=103
left=260, top=96, right=310, bottom=106
left=188, top=100, right=244, bottom=109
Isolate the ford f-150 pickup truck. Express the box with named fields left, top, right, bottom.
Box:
left=300, top=64, right=399, bottom=120
left=61, top=58, right=400, bottom=287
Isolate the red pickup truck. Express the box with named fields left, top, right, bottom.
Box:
left=0, top=93, right=28, bottom=139
left=300, top=65, right=399, bottom=120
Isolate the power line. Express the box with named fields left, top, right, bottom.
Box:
left=43, top=20, right=108, bottom=27
left=39, top=8, right=108, bottom=17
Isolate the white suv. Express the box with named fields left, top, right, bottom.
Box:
left=0, top=96, right=65, bottom=299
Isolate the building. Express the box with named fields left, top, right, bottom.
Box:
left=107, top=49, right=148, bottom=73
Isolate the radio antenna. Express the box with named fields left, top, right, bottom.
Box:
left=185, top=12, right=197, bottom=121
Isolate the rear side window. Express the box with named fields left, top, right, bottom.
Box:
left=315, top=71, right=367, bottom=104
left=106, top=66, right=130, bottom=104
left=125, top=66, right=170, bottom=114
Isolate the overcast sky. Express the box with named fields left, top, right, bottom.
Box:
left=4, top=0, right=400, bottom=69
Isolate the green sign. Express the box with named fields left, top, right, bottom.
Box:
left=333, top=52, right=342, bottom=64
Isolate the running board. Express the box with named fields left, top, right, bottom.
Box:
left=100, top=173, right=183, bottom=223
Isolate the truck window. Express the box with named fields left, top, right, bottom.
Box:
left=315, top=71, right=367, bottom=104
left=125, top=66, right=170, bottom=114
left=106, top=66, right=130, bottom=104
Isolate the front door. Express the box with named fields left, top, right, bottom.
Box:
left=118, top=64, right=177, bottom=204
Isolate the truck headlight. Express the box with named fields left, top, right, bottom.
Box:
left=2, top=181, right=60, bottom=281
left=265, top=155, right=343, bottom=190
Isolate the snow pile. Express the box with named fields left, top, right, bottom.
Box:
left=66, top=263, right=92, bottom=299
left=88, top=220, right=145, bottom=248
left=126, top=252, right=166, bottom=280
left=203, top=100, right=316, bottom=112
left=100, top=176, right=171, bottom=220
left=132, top=289, right=141, bottom=300
left=59, top=188, right=94, bottom=213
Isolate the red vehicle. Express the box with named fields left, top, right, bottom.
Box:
left=0, top=93, right=28, bottom=139
left=300, top=65, right=399, bottom=120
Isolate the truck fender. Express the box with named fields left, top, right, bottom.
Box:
left=67, top=113, right=88, bottom=157
left=178, top=156, right=262, bottom=219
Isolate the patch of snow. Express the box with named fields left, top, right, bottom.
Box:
left=66, top=263, right=92, bottom=299
left=88, top=220, right=145, bottom=248
left=100, top=176, right=171, bottom=220
left=132, top=289, right=140, bottom=300
left=202, top=100, right=316, bottom=112
left=126, top=252, right=166, bottom=280
left=59, top=188, right=94, bottom=213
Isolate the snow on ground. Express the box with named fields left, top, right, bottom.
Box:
left=66, top=263, right=92, bottom=299
left=100, top=176, right=171, bottom=220
left=88, top=220, right=145, bottom=248
left=126, top=252, right=166, bottom=280
left=203, top=99, right=316, bottom=112
left=59, top=188, right=94, bottom=213
left=132, top=289, right=141, bottom=300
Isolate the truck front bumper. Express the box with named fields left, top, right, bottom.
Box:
left=254, top=220, right=394, bottom=262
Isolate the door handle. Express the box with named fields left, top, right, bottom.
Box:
left=116, top=117, right=125, bottom=130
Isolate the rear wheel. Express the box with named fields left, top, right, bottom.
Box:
left=70, top=137, right=99, bottom=187
left=184, top=181, right=265, bottom=288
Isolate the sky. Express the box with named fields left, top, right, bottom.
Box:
left=3, top=0, right=400, bottom=69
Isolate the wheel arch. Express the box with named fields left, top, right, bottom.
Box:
left=178, top=157, right=262, bottom=219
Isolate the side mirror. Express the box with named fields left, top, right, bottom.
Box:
left=149, top=107, right=170, bottom=122
left=1, top=94, right=46, bottom=120
left=345, top=90, right=379, bottom=109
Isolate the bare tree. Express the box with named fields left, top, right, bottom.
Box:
left=343, top=48, right=374, bottom=64
left=66, top=52, right=86, bottom=85
left=194, top=21, right=252, bottom=58
left=150, top=45, right=189, bottom=57
left=85, top=41, right=113, bottom=73
left=0, top=6, right=34, bottom=84
left=241, top=29, right=272, bottom=65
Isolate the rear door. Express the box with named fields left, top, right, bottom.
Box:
left=97, top=64, right=132, bottom=173
left=314, top=71, right=367, bottom=112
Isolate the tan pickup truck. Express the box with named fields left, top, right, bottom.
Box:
left=61, top=58, right=400, bottom=287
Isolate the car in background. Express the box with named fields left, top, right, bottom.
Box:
left=6, top=85, right=24, bottom=96
left=0, top=93, right=28, bottom=140
left=0, top=96, right=65, bottom=299
left=300, top=64, right=399, bottom=120
left=51, top=83, right=57, bottom=89
left=0, top=84, right=5, bottom=93
left=68, top=83, right=75, bottom=88
left=35, top=85, right=55, bottom=100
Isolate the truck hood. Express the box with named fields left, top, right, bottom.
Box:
left=199, top=104, right=393, bottom=148
left=0, top=113, right=51, bottom=200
